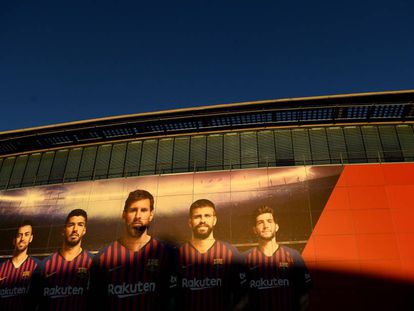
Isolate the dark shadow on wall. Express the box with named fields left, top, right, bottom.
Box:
left=308, top=268, right=414, bottom=311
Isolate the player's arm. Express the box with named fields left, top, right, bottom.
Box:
left=233, top=249, right=250, bottom=311
left=87, top=253, right=106, bottom=310
left=298, top=293, right=310, bottom=311
left=163, top=244, right=179, bottom=311
left=26, top=258, right=44, bottom=311
left=229, top=244, right=247, bottom=310
left=292, top=249, right=312, bottom=311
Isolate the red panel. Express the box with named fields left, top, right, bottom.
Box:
left=396, top=233, right=414, bottom=262
left=344, top=164, right=385, bottom=186
left=324, top=187, right=350, bottom=210
left=312, top=210, right=354, bottom=235
left=352, top=209, right=394, bottom=234
left=391, top=209, right=414, bottom=233
left=347, top=186, right=388, bottom=210
left=313, top=235, right=358, bottom=262
left=386, top=185, right=414, bottom=210
left=382, top=163, right=414, bottom=185
left=355, top=233, right=400, bottom=261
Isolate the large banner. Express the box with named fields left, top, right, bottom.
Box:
left=0, top=165, right=342, bottom=255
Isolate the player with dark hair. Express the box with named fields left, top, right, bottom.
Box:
left=89, top=189, right=175, bottom=310
left=37, top=208, right=93, bottom=310
left=0, top=220, right=39, bottom=311
left=177, top=199, right=241, bottom=311
left=243, top=206, right=311, bottom=310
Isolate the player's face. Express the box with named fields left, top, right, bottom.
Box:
left=13, top=225, right=33, bottom=253
left=64, top=216, right=87, bottom=247
left=189, top=206, right=217, bottom=240
left=123, top=199, right=154, bottom=238
left=254, top=213, right=279, bottom=241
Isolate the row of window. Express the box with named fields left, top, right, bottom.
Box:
left=0, top=124, right=413, bottom=190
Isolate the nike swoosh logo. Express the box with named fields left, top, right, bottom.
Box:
left=0, top=276, right=7, bottom=281
left=108, top=265, right=123, bottom=272
left=46, top=271, right=57, bottom=278
left=250, top=265, right=260, bottom=271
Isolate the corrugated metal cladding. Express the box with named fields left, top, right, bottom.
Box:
left=0, top=124, right=413, bottom=190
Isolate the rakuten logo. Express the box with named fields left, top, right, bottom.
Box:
left=182, top=277, right=222, bottom=291
left=250, top=278, right=290, bottom=289
left=0, top=287, right=27, bottom=298
left=43, top=285, right=84, bottom=298
left=108, top=282, right=156, bottom=298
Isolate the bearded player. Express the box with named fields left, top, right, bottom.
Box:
left=244, top=206, right=311, bottom=311
left=177, top=199, right=241, bottom=311
left=37, top=209, right=93, bottom=310
left=0, top=220, right=39, bottom=311
left=89, top=189, right=175, bottom=310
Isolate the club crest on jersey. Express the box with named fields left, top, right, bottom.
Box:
left=213, top=258, right=223, bottom=266
left=170, top=276, right=177, bottom=288
left=279, top=262, right=289, bottom=268
left=77, top=267, right=88, bottom=278
left=22, top=271, right=31, bottom=279
left=145, top=259, right=159, bottom=272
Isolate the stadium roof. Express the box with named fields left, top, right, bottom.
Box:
left=1, top=90, right=413, bottom=156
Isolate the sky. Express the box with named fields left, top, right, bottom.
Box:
left=0, top=0, right=413, bottom=131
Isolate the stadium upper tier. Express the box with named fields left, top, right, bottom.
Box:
left=1, top=90, right=414, bottom=155
left=0, top=90, right=413, bottom=190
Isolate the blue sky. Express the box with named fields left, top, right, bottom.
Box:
left=1, top=0, right=413, bottom=131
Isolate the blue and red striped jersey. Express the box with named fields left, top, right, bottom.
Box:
left=243, top=246, right=311, bottom=311
left=177, top=240, right=241, bottom=311
left=38, top=250, right=93, bottom=311
left=0, top=256, right=39, bottom=311
left=89, top=238, right=176, bottom=311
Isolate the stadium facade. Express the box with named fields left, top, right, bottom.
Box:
left=0, top=90, right=413, bottom=310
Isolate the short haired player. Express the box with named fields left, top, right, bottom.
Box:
left=0, top=220, right=39, bottom=311
left=243, top=206, right=311, bottom=311
left=37, top=209, right=93, bottom=310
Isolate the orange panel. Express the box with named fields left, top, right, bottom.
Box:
left=391, top=209, right=414, bottom=234
left=324, top=187, right=350, bottom=210
left=386, top=185, right=414, bottom=210
left=382, top=163, right=414, bottom=185
left=355, top=233, right=400, bottom=261
left=352, top=209, right=394, bottom=234
left=344, top=164, right=385, bottom=186
left=313, top=210, right=354, bottom=235
left=347, top=186, right=388, bottom=210
left=396, top=233, right=414, bottom=261
left=314, top=235, right=358, bottom=262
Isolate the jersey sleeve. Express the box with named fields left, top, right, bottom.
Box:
left=161, top=243, right=179, bottom=311
left=87, top=251, right=106, bottom=310
left=27, top=257, right=47, bottom=311
left=235, top=249, right=250, bottom=310
left=291, top=249, right=312, bottom=295
left=227, top=243, right=246, bottom=309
